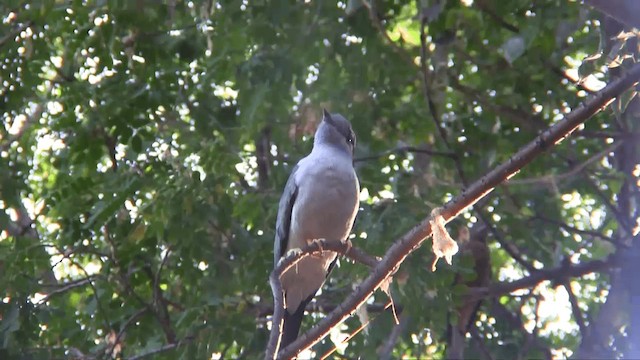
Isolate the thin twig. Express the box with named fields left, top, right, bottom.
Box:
left=583, top=175, right=635, bottom=235
left=142, top=256, right=176, bottom=343
left=419, top=16, right=451, bottom=150
left=0, top=21, right=32, bottom=48
left=67, top=257, right=111, bottom=331
left=490, top=300, right=551, bottom=359
left=106, top=308, right=149, bottom=359
left=419, top=11, right=539, bottom=275
left=378, top=313, right=408, bottom=360
left=354, top=145, right=456, bottom=163
left=361, top=0, right=416, bottom=68
left=477, top=211, right=538, bottom=273
left=449, top=76, right=547, bottom=132
left=505, top=141, right=623, bottom=187
left=564, top=283, right=588, bottom=336
left=474, top=2, right=519, bottom=33
left=577, top=130, right=640, bottom=139
left=37, top=277, right=96, bottom=305
left=469, top=326, right=495, bottom=360
left=126, top=336, right=194, bottom=360
left=532, top=215, right=617, bottom=244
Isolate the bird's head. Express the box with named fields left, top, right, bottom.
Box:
left=314, top=109, right=356, bottom=156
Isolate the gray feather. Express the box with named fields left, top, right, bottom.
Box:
left=274, top=164, right=299, bottom=266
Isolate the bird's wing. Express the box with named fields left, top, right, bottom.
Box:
left=274, top=164, right=299, bottom=266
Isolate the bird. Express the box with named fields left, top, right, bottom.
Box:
left=274, top=109, right=360, bottom=348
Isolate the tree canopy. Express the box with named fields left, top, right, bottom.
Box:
left=1, top=0, right=639, bottom=359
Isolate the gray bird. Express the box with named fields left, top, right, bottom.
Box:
left=274, top=109, right=360, bottom=347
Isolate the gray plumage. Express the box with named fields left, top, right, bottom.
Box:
left=274, top=109, right=360, bottom=347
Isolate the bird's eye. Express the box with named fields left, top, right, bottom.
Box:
left=346, top=135, right=354, bottom=145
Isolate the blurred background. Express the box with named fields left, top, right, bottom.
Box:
left=1, top=0, right=639, bottom=359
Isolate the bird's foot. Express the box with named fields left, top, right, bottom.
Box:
left=310, top=238, right=326, bottom=253
left=284, top=248, right=303, bottom=259
left=278, top=248, right=303, bottom=266
left=343, top=238, right=353, bottom=255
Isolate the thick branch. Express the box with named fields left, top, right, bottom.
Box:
left=276, top=62, right=640, bottom=359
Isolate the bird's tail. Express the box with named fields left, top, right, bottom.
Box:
left=281, top=306, right=305, bottom=348
left=281, top=295, right=314, bottom=349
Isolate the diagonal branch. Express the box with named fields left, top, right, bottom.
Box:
left=275, top=62, right=640, bottom=359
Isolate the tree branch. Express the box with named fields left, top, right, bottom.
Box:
left=490, top=300, right=551, bottom=359
left=504, top=141, right=623, bottom=187
left=126, top=336, right=194, bottom=360
left=468, top=257, right=613, bottom=301
left=361, top=0, right=416, bottom=68
left=564, top=282, right=588, bottom=336
left=106, top=308, right=149, bottom=359
left=378, top=314, right=408, bottom=360
left=469, top=326, right=495, bottom=360
left=449, top=76, right=547, bottom=132
left=531, top=214, right=617, bottom=244
left=36, top=276, right=97, bottom=305
left=419, top=14, right=451, bottom=150
left=0, top=21, right=32, bottom=48
left=354, top=145, right=456, bottom=163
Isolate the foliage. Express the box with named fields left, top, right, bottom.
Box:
left=0, top=0, right=638, bottom=359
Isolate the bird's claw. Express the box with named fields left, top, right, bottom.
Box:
left=310, top=238, right=326, bottom=253
left=278, top=248, right=303, bottom=266
left=344, top=239, right=353, bottom=255
left=285, top=248, right=303, bottom=259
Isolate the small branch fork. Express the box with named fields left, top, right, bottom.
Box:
left=267, top=62, right=640, bottom=360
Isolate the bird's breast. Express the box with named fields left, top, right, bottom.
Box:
left=290, top=160, right=359, bottom=248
